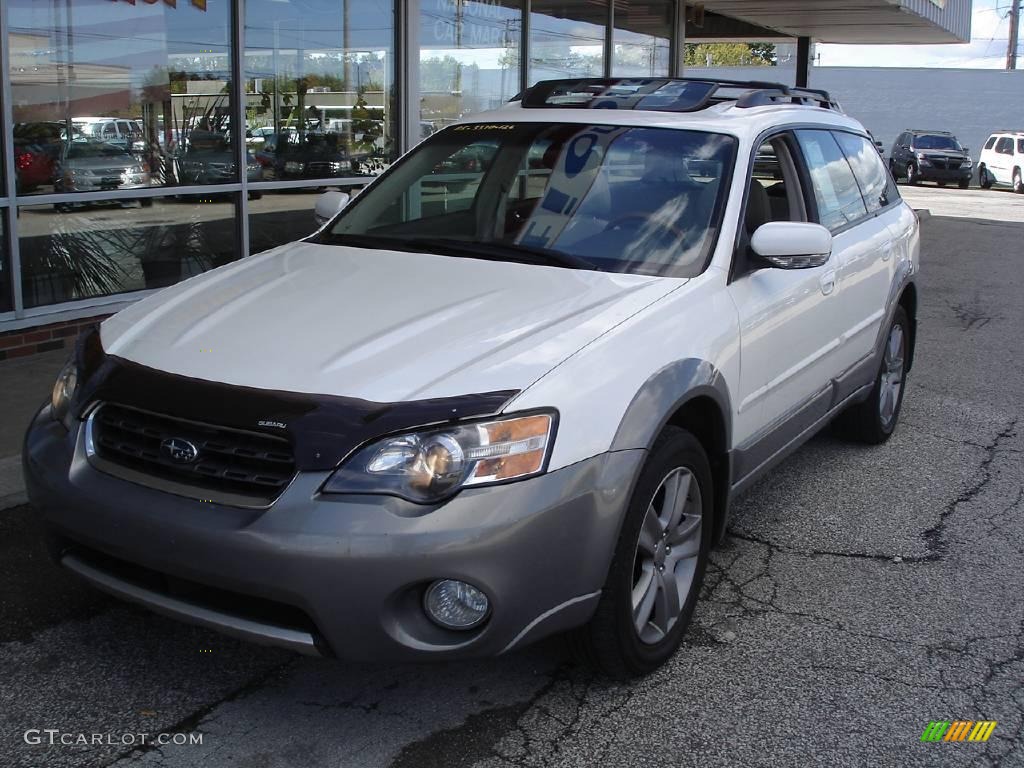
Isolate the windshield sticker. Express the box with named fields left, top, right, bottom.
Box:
left=515, top=125, right=629, bottom=250
left=452, top=124, right=516, bottom=131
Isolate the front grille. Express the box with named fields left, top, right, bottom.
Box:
left=306, top=160, right=343, bottom=176
left=89, top=403, right=296, bottom=506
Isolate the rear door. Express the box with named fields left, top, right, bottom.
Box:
left=829, top=131, right=901, bottom=367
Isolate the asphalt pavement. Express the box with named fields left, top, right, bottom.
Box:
left=1, top=186, right=1022, bottom=768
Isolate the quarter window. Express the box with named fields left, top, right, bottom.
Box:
left=1017, top=139, right=1024, bottom=155
left=795, top=130, right=868, bottom=232
left=833, top=132, right=897, bottom=213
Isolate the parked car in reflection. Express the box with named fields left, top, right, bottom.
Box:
left=53, top=140, right=151, bottom=209
left=256, top=132, right=357, bottom=181
left=72, top=117, right=145, bottom=154
left=13, top=122, right=65, bottom=193
left=178, top=131, right=263, bottom=196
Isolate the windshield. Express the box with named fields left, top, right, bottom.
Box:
left=68, top=142, right=131, bottom=158
left=324, top=123, right=736, bottom=277
left=914, top=134, right=961, bottom=151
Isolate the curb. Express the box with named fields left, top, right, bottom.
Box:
left=0, top=455, right=26, bottom=511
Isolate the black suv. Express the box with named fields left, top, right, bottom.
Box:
left=889, top=130, right=972, bottom=188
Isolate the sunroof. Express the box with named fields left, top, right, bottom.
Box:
left=522, top=79, right=719, bottom=113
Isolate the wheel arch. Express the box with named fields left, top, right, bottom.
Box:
left=610, top=359, right=734, bottom=547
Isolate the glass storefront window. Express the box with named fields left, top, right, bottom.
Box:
left=18, top=196, right=238, bottom=308
left=249, top=185, right=365, bottom=254
left=0, top=215, right=10, bottom=313
left=245, top=0, right=397, bottom=182
left=9, top=0, right=233, bottom=195
left=419, top=1, right=522, bottom=134
left=529, top=1, right=607, bottom=83
left=612, top=1, right=672, bottom=77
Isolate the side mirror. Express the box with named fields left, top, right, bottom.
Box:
left=750, top=221, right=832, bottom=269
left=314, top=190, right=350, bottom=227
left=963, top=147, right=970, bottom=154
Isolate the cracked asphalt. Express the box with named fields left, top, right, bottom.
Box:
left=2, top=189, right=1023, bottom=768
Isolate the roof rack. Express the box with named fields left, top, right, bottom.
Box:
left=518, top=78, right=843, bottom=114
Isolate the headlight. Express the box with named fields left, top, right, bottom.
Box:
left=284, top=160, right=305, bottom=173
left=321, top=412, right=556, bottom=503
left=51, top=361, right=78, bottom=426
left=961, top=158, right=973, bottom=168
left=915, top=153, right=930, bottom=164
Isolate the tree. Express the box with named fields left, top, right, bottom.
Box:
left=685, top=42, right=776, bottom=67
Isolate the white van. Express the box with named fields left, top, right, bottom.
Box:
left=978, top=131, right=1024, bottom=193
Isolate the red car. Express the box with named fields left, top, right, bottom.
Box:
left=14, top=122, right=65, bottom=193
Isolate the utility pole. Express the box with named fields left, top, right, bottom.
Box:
left=1009, top=0, right=1021, bottom=71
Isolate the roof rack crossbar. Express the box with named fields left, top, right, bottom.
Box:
left=517, top=78, right=843, bottom=114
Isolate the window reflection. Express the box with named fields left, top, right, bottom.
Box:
left=249, top=186, right=365, bottom=253
left=612, top=1, right=672, bottom=77
left=419, top=1, right=522, bottom=133
left=530, top=1, right=608, bottom=82
left=0, top=216, right=10, bottom=313
left=18, top=196, right=238, bottom=308
left=9, top=0, right=234, bottom=194
left=245, top=0, right=398, bottom=180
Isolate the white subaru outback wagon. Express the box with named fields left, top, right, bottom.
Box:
left=25, top=78, right=919, bottom=678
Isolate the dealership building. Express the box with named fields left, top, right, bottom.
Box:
left=0, top=0, right=971, bottom=353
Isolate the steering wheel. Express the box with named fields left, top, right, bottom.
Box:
left=604, top=212, right=686, bottom=241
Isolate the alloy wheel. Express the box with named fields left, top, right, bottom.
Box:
left=631, top=467, right=703, bottom=645
left=879, top=323, right=905, bottom=428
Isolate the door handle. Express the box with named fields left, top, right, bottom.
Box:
left=881, top=244, right=893, bottom=261
left=819, top=270, right=836, bottom=295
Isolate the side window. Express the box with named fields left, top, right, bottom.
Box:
left=1017, top=139, right=1024, bottom=155
left=984, top=136, right=997, bottom=151
left=996, top=138, right=1014, bottom=155
left=795, top=130, right=868, bottom=232
left=744, top=137, right=804, bottom=237
left=898, top=132, right=909, bottom=147
left=833, top=132, right=898, bottom=213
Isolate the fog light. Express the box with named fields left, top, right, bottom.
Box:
left=424, top=579, right=490, bottom=630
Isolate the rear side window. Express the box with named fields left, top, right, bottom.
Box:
left=984, top=136, right=997, bottom=150
left=996, top=138, right=1014, bottom=155
left=1017, top=139, right=1024, bottom=155
left=795, top=130, right=868, bottom=232
left=833, top=132, right=898, bottom=213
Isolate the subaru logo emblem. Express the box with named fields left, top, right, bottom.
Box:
left=161, top=437, right=199, bottom=464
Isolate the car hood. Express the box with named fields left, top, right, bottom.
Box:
left=101, top=243, right=679, bottom=402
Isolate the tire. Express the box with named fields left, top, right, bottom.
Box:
left=834, top=306, right=910, bottom=445
left=572, top=426, right=711, bottom=679
left=979, top=166, right=994, bottom=189
left=958, top=178, right=970, bottom=190
left=1014, top=169, right=1023, bottom=194
left=905, top=163, right=918, bottom=185
left=937, top=181, right=946, bottom=187
left=248, top=191, right=263, bottom=200
left=139, top=198, right=153, bottom=208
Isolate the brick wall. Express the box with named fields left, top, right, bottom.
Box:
left=0, top=316, right=110, bottom=362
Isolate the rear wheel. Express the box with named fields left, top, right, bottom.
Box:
left=1014, top=168, right=1023, bottom=194
left=572, top=426, right=710, bottom=679
left=834, top=306, right=909, bottom=444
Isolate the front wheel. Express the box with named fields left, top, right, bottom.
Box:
left=834, top=306, right=910, bottom=444
left=958, top=178, right=970, bottom=190
left=572, top=426, right=711, bottom=679
left=979, top=166, right=994, bottom=189
left=905, top=163, right=918, bottom=185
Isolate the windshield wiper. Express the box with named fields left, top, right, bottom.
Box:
left=390, top=238, right=598, bottom=271
left=318, top=233, right=597, bottom=271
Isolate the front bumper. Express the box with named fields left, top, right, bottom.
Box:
left=24, top=407, right=642, bottom=661
left=916, top=164, right=972, bottom=181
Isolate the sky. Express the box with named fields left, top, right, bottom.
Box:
left=816, top=0, right=1022, bottom=68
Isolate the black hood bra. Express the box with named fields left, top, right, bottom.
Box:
left=71, top=328, right=518, bottom=471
